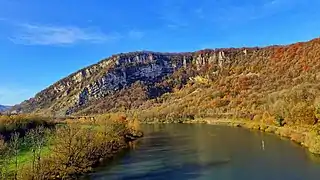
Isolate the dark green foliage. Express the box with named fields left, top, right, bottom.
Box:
left=275, top=115, right=285, bottom=127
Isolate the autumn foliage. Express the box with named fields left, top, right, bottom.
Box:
left=0, top=114, right=142, bottom=179
left=120, top=38, right=320, bottom=126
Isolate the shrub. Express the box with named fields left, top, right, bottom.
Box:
left=290, top=103, right=316, bottom=125
left=19, top=116, right=137, bottom=179
left=305, top=131, right=320, bottom=154
left=314, top=104, right=320, bottom=121
left=0, top=135, right=10, bottom=179
left=275, top=114, right=285, bottom=127
left=0, top=115, right=54, bottom=140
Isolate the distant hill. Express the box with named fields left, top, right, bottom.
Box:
left=0, top=105, right=11, bottom=112
left=11, top=37, right=320, bottom=125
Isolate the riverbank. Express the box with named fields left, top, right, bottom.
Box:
left=142, top=118, right=320, bottom=155
left=196, top=118, right=320, bottom=155
left=0, top=114, right=143, bottom=180
left=86, top=122, right=320, bottom=179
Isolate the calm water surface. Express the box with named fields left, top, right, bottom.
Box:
left=87, top=124, right=320, bottom=180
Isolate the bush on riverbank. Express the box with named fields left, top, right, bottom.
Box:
left=305, top=130, right=320, bottom=154
left=19, top=123, right=129, bottom=179
left=0, top=114, right=142, bottom=179
left=0, top=114, right=55, bottom=140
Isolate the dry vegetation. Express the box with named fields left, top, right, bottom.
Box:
left=120, top=39, right=320, bottom=153
left=3, top=38, right=320, bottom=178
left=69, top=39, right=320, bottom=127
left=59, top=38, right=320, bottom=155
left=0, top=114, right=142, bottom=180
left=0, top=115, right=55, bottom=140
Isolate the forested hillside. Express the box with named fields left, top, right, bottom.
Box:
left=13, top=38, right=320, bottom=125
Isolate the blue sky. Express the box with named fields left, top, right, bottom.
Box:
left=1, top=0, right=320, bottom=105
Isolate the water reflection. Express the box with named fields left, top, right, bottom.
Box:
left=111, top=159, right=231, bottom=180
left=87, top=124, right=320, bottom=180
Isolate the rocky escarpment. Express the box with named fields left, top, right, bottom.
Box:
left=13, top=48, right=243, bottom=115
left=12, top=37, right=320, bottom=116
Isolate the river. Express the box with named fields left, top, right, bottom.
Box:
left=86, top=124, right=320, bottom=180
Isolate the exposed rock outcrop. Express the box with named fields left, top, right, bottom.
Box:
left=12, top=37, right=320, bottom=116
left=8, top=48, right=269, bottom=115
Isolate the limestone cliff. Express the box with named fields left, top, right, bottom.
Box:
left=12, top=37, right=320, bottom=116
left=13, top=49, right=236, bottom=115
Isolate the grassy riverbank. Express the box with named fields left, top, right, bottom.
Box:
left=0, top=114, right=143, bottom=180
left=197, top=118, right=320, bottom=155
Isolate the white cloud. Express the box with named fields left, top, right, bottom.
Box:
left=128, top=30, right=144, bottom=40
left=213, top=0, right=302, bottom=23
left=264, top=0, right=287, bottom=7
left=10, top=23, right=121, bottom=45
left=158, top=0, right=189, bottom=30
left=194, top=8, right=205, bottom=19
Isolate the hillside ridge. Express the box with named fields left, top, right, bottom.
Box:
left=0, top=105, right=11, bottom=112
left=12, top=37, right=320, bottom=117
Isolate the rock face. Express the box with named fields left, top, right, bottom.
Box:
left=66, top=52, right=194, bottom=114
left=13, top=50, right=235, bottom=115
left=12, top=37, right=320, bottom=116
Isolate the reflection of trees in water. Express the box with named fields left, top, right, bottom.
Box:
left=307, top=152, right=320, bottom=163
left=90, top=124, right=320, bottom=180
left=188, top=124, right=231, bottom=164
left=112, top=124, right=231, bottom=180
left=126, top=124, right=232, bottom=179
left=89, top=124, right=233, bottom=180
left=140, top=124, right=170, bottom=134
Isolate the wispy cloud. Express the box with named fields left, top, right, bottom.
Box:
left=161, top=15, right=188, bottom=30
left=128, top=30, right=144, bottom=40
left=158, top=0, right=189, bottom=30
left=155, top=0, right=301, bottom=30
left=194, top=8, right=205, bottom=19
left=249, top=0, right=297, bottom=20
left=212, top=0, right=302, bottom=24
left=10, top=23, right=121, bottom=45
